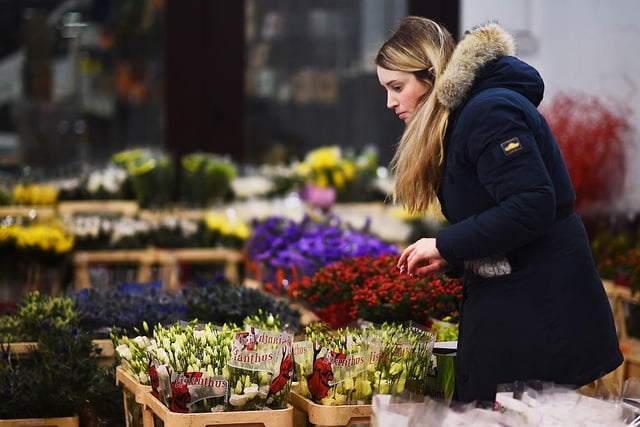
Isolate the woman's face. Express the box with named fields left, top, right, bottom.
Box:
left=377, top=66, right=429, bottom=124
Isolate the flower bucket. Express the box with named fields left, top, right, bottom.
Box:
left=0, top=415, right=79, bottom=427
left=425, top=342, right=457, bottom=404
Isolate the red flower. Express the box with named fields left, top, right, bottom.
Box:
left=296, top=254, right=462, bottom=326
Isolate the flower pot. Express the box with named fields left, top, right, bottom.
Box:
left=0, top=415, right=79, bottom=427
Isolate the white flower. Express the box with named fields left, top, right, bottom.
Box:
left=138, top=372, right=149, bottom=384
left=116, top=344, right=132, bottom=360
left=134, top=335, right=150, bottom=348
left=228, top=393, right=249, bottom=407
left=243, top=385, right=259, bottom=399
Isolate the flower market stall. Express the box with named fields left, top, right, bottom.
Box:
left=1, top=142, right=635, bottom=427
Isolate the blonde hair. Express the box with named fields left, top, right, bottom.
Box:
left=376, top=16, right=455, bottom=214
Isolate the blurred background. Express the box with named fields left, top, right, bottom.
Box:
left=0, top=0, right=638, bottom=211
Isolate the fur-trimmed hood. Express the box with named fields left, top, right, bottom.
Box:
left=436, top=22, right=543, bottom=110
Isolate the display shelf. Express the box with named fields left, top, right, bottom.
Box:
left=140, top=390, right=293, bottom=427
left=72, top=249, right=157, bottom=290
left=71, top=247, right=245, bottom=291
left=288, top=388, right=371, bottom=427
left=0, top=205, right=56, bottom=221
left=57, top=200, right=139, bottom=216
left=154, top=247, right=244, bottom=290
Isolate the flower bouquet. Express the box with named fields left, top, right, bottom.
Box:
left=64, top=214, right=154, bottom=250
left=113, top=311, right=296, bottom=414
left=0, top=219, right=74, bottom=295
left=201, top=210, right=251, bottom=249
left=11, top=181, right=59, bottom=205
left=181, top=152, right=237, bottom=206
left=112, top=148, right=174, bottom=209
left=293, top=322, right=435, bottom=406
left=57, top=165, right=131, bottom=201
left=296, top=145, right=382, bottom=205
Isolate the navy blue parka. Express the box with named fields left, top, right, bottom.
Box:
left=433, top=23, right=623, bottom=403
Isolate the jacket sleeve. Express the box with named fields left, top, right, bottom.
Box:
left=436, top=94, right=557, bottom=266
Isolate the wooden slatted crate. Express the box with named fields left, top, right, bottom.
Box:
left=140, top=390, right=293, bottom=427
left=0, top=416, right=79, bottom=427
left=288, top=389, right=371, bottom=427
left=155, top=248, right=244, bottom=290
left=116, top=365, right=152, bottom=427
left=72, top=249, right=157, bottom=290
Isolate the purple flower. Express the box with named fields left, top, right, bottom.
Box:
left=245, top=214, right=399, bottom=282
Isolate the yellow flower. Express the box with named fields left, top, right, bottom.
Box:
left=389, top=361, right=403, bottom=376
left=315, top=173, right=329, bottom=188
left=12, top=223, right=73, bottom=254
left=205, top=211, right=251, bottom=240
left=308, top=146, right=340, bottom=169
left=332, top=170, right=345, bottom=189
left=342, top=161, right=356, bottom=180
left=12, top=183, right=59, bottom=205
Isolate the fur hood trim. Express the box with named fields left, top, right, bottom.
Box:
left=436, top=22, right=516, bottom=110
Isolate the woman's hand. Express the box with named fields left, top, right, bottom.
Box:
left=397, top=238, right=451, bottom=276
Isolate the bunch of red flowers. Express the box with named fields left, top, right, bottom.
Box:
left=542, top=91, right=629, bottom=213
left=296, top=253, right=462, bottom=327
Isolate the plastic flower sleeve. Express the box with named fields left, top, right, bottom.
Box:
left=294, top=329, right=373, bottom=405
left=145, top=322, right=235, bottom=413
left=226, top=327, right=294, bottom=410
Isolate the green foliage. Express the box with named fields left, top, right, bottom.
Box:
left=0, top=324, right=101, bottom=418
left=0, top=291, right=77, bottom=342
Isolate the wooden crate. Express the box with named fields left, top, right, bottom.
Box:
left=116, top=366, right=151, bottom=427
left=0, top=415, right=79, bottom=427
left=0, top=341, right=37, bottom=355
left=72, top=249, right=157, bottom=290
left=2, top=340, right=114, bottom=367
left=288, top=390, right=371, bottom=427
left=601, top=280, right=636, bottom=388
left=155, top=248, right=244, bottom=290
left=140, top=390, right=293, bottom=427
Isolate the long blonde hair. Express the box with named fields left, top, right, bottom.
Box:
left=376, top=16, right=455, bottom=214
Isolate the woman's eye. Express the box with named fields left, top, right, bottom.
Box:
left=393, top=86, right=402, bottom=92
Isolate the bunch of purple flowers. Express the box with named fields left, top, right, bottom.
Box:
left=245, top=214, right=399, bottom=296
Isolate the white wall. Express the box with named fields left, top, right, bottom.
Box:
left=461, top=0, right=640, bottom=212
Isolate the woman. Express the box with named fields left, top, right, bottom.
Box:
left=378, top=16, right=623, bottom=404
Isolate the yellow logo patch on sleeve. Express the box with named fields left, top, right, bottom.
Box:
left=500, top=137, right=523, bottom=156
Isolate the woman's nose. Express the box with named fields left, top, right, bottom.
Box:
left=386, top=93, right=398, bottom=109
